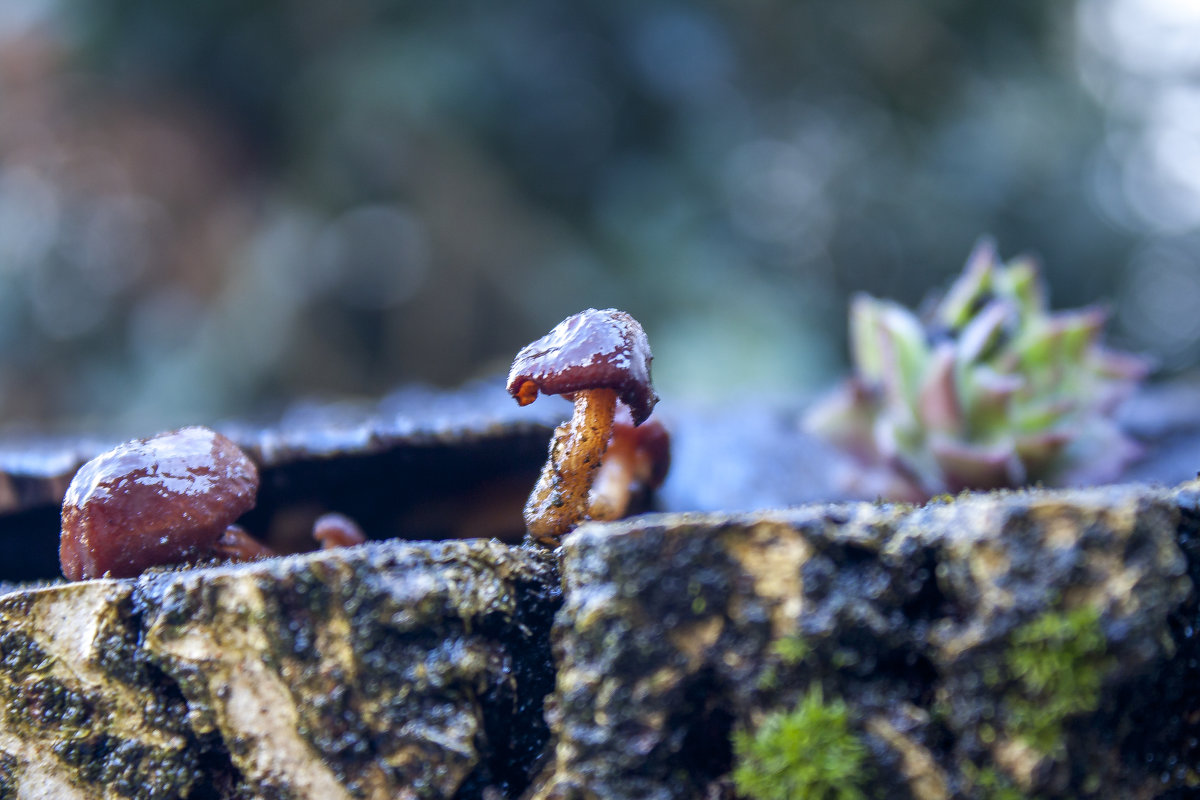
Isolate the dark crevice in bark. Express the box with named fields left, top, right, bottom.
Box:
left=456, top=553, right=562, bottom=800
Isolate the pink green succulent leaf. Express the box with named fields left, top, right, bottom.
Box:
left=960, top=367, right=1024, bottom=438
left=849, top=293, right=886, bottom=383
left=874, top=409, right=925, bottom=463
left=881, top=436, right=942, bottom=497
left=875, top=301, right=931, bottom=412
left=807, top=239, right=1148, bottom=500
left=929, top=435, right=1026, bottom=493
left=1052, top=306, right=1108, bottom=362
left=996, top=255, right=1045, bottom=317
left=879, top=302, right=929, bottom=375
left=1013, top=431, right=1071, bottom=479
left=917, top=344, right=964, bottom=435
left=957, top=300, right=1016, bottom=364
left=803, top=378, right=881, bottom=461
left=1012, top=399, right=1075, bottom=434
left=939, top=238, right=998, bottom=330
left=1091, top=347, right=1153, bottom=383
left=1017, top=306, right=1107, bottom=376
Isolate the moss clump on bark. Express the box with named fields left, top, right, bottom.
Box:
left=732, top=686, right=867, bottom=800
left=1003, top=605, right=1109, bottom=755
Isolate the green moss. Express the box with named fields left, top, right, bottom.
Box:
left=771, top=635, right=811, bottom=666
left=756, top=665, right=779, bottom=691
left=963, top=763, right=1033, bottom=800
left=830, top=648, right=860, bottom=670
left=731, top=686, right=867, bottom=800
left=757, top=636, right=812, bottom=690
left=1004, top=605, right=1108, bottom=754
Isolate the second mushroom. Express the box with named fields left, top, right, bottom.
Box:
left=507, top=308, right=662, bottom=545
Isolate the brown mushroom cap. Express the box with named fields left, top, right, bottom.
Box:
left=312, top=512, right=367, bottom=549
left=60, top=426, right=260, bottom=581
left=506, top=308, right=659, bottom=425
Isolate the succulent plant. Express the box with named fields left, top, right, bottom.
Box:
left=805, top=239, right=1149, bottom=500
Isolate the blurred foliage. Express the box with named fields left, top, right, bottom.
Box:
left=0, top=0, right=1191, bottom=431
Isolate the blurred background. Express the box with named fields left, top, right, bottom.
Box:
left=0, top=0, right=1197, bottom=434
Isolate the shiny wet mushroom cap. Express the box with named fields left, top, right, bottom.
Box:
left=59, top=426, right=260, bottom=581
left=507, top=308, right=661, bottom=544
left=507, top=307, right=658, bottom=425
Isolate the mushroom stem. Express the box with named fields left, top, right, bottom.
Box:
left=587, top=416, right=671, bottom=522
left=525, top=387, right=618, bottom=544
left=587, top=431, right=636, bottom=523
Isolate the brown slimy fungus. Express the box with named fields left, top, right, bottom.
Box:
left=212, top=523, right=277, bottom=561
left=507, top=307, right=659, bottom=544
left=588, top=415, right=671, bottom=522
left=59, top=426, right=260, bottom=581
left=312, top=512, right=367, bottom=549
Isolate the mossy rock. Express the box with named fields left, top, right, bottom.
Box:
left=530, top=481, right=1197, bottom=799
left=0, top=481, right=1198, bottom=798
left=0, top=539, right=558, bottom=799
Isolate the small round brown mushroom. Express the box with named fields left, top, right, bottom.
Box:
left=59, top=426, right=260, bottom=581
left=507, top=308, right=658, bottom=544
left=212, top=524, right=277, bottom=561
left=312, top=512, right=367, bottom=549
left=587, top=415, right=671, bottom=522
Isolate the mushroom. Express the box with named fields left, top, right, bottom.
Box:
left=587, top=414, right=671, bottom=522
left=213, top=524, right=277, bottom=561
left=59, top=426, right=260, bottom=581
left=312, top=512, right=367, bottom=549
left=214, top=511, right=366, bottom=559
left=507, top=308, right=659, bottom=544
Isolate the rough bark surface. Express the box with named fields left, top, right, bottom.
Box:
left=0, top=540, right=559, bottom=799
left=533, top=483, right=1196, bottom=799
left=1, top=481, right=1198, bottom=798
